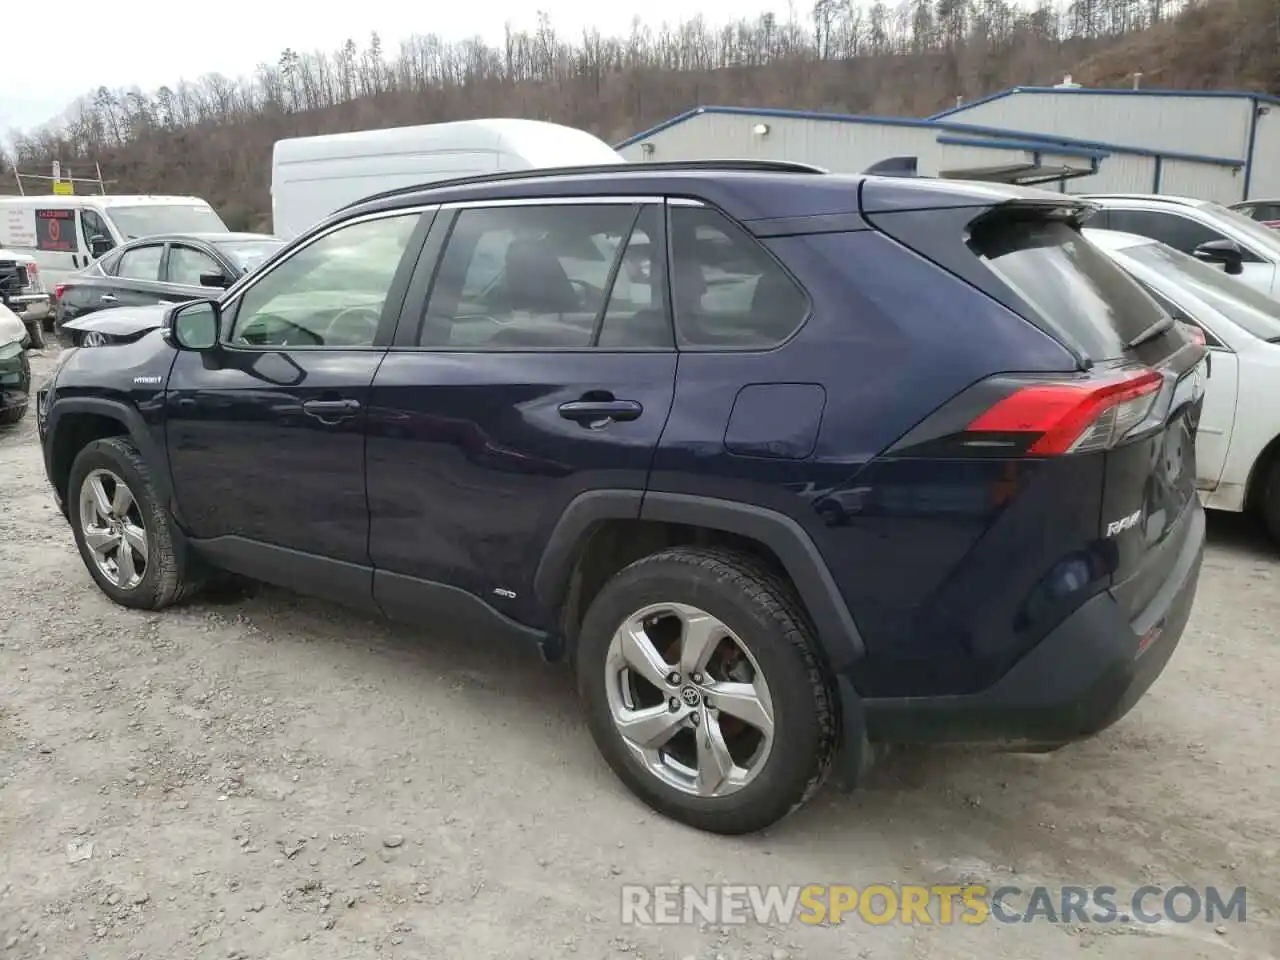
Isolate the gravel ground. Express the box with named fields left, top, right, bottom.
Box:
left=2, top=349, right=1279, bottom=959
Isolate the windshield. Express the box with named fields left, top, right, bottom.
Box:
left=103, top=204, right=228, bottom=240
left=214, top=238, right=284, bottom=274
left=1121, top=241, right=1280, bottom=342
left=1199, top=201, right=1280, bottom=254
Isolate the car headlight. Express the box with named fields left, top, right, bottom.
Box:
left=0, top=341, right=23, bottom=361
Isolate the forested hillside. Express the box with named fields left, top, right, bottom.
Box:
left=2, top=0, right=1275, bottom=229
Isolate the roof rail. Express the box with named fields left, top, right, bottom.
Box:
left=338, top=158, right=828, bottom=213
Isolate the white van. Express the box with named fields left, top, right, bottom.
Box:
left=0, top=195, right=229, bottom=286
left=270, top=118, right=624, bottom=239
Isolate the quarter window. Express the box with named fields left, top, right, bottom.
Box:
left=228, top=213, right=420, bottom=348
left=667, top=206, right=809, bottom=348
left=167, top=245, right=222, bottom=286
left=417, top=203, right=668, bottom=350
left=115, top=244, right=164, bottom=281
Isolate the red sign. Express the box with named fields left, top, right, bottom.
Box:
left=35, top=208, right=75, bottom=252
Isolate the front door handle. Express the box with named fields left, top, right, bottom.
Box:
left=302, top=398, right=361, bottom=422
left=558, top=399, right=643, bottom=426
left=99, top=294, right=119, bottom=304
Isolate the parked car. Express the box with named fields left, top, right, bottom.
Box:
left=1228, top=199, right=1280, bottom=230
left=0, top=194, right=229, bottom=288
left=1087, top=227, right=1280, bottom=542
left=37, top=162, right=1207, bottom=835
left=1078, top=193, right=1280, bottom=298
left=56, top=233, right=284, bottom=345
left=0, top=300, right=32, bottom=424
left=0, top=247, right=52, bottom=347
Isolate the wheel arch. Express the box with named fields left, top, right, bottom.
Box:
left=47, top=399, right=174, bottom=516
left=533, top=490, right=866, bottom=672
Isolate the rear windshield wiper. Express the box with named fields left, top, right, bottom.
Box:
left=1126, top=315, right=1174, bottom=349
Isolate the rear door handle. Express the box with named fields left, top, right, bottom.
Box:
left=302, top=398, right=361, bottom=422
left=558, top=399, right=643, bottom=425
left=99, top=294, right=118, bottom=304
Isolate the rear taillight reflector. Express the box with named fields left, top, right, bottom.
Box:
left=967, top=369, right=1163, bottom=456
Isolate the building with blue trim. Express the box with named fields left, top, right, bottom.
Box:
left=615, top=86, right=1278, bottom=203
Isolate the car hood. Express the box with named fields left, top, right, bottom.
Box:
left=0, top=303, right=26, bottom=344
left=62, top=304, right=169, bottom=337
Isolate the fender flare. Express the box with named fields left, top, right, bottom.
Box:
left=46, top=397, right=177, bottom=513
left=533, top=489, right=866, bottom=671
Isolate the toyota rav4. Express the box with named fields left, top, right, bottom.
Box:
left=38, top=161, right=1207, bottom=835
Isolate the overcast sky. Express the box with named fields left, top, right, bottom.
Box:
left=2, top=0, right=800, bottom=136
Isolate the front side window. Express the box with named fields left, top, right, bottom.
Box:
left=167, top=245, right=222, bottom=286
left=417, top=203, right=665, bottom=350
left=1108, top=208, right=1264, bottom=263
left=229, top=213, right=420, bottom=348
left=115, top=244, right=164, bottom=281
left=80, top=209, right=114, bottom=254
left=667, top=206, right=809, bottom=348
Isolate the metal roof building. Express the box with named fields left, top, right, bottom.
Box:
left=616, top=88, right=1280, bottom=203
left=930, top=87, right=1280, bottom=201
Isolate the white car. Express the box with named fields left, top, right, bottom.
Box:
left=1079, top=194, right=1280, bottom=300
left=1086, top=227, right=1280, bottom=541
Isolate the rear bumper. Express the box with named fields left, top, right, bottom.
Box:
left=858, top=501, right=1204, bottom=746
left=6, top=293, right=51, bottom=321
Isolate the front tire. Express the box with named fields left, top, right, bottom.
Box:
left=68, top=437, right=204, bottom=609
left=0, top=403, right=26, bottom=425
left=576, top=547, right=837, bottom=835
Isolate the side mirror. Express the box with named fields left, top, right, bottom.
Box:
left=199, top=271, right=231, bottom=289
left=88, top=235, right=113, bottom=258
left=168, top=299, right=221, bottom=351
left=1193, top=239, right=1244, bottom=275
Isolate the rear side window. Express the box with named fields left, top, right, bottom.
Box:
left=971, top=218, right=1168, bottom=360
left=116, top=244, right=164, bottom=281
left=668, top=206, right=809, bottom=349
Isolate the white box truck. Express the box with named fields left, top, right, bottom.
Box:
left=270, top=118, right=624, bottom=239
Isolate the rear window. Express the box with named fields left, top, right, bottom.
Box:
left=971, top=217, right=1168, bottom=360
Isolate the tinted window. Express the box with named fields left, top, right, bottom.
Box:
left=972, top=218, right=1168, bottom=360
left=1254, top=203, right=1280, bottom=222
left=105, top=204, right=227, bottom=240
left=417, top=204, right=649, bottom=350
left=229, top=213, right=420, bottom=348
left=1122, top=241, right=1280, bottom=343
left=597, top=205, right=672, bottom=349
left=167, top=245, right=221, bottom=285
left=80, top=209, right=114, bottom=255
left=667, top=206, right=808, bottom=348
left=1107, top=208, right=1264, bottom=263
left=116, top=245, right=164, bottom=281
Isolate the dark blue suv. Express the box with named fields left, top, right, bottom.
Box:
left=37, top=161, right=1207, bottom=834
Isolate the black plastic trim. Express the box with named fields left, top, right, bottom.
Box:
left=44, top=397, right=175, bottom=514
left=375, top=570, right=550, bottom=653
left=191, top=536, right=381, bottom=615
left=533, top=489, right=645, bottom=611
left=639, top=491, right=866, bottom=669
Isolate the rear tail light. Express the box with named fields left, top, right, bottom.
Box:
left=53, top=283, right=66, bottom=301
left=967, top=369, right=1163, bottom=455
left=1176, top=321, right=1206, bottom=347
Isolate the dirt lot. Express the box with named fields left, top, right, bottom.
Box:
left=2, top=349, right=1279, bottom=959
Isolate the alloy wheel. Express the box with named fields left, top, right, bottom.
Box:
left=79, top=468, right=148, bottom=590
left=604, top=602, right=775, bottom=798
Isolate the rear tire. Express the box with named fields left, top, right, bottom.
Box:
left=1263, top=458, right=1280, bottom=545
left=68, top=437, right=205, bottom=609
left=0, top=403, right=26, bottom=426
left=24, top=320, right=45, bottom=350
left=576, top=546, right=837, bottom=835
